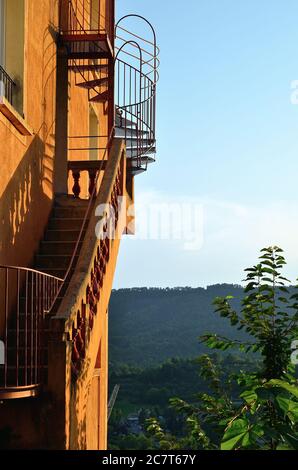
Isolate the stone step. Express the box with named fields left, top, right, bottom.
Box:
left=52, top=206, right=87, bottom=219
left=54, top=195, right=89, bottom=208
left=35, top=254, right=76, bottom=270
left=44, top=229, right=86, bottom=242
left=39, top=240, right=82, bottom=256
left=48, top=218, right=86, bottom=231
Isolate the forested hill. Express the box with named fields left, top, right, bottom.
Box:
left=109, top=285, right=248, bottom=366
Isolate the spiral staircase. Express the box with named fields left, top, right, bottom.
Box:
left=61, top=0, right=159, bottom=174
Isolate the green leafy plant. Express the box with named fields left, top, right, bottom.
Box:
left=146, top=247, right=298, bottom=450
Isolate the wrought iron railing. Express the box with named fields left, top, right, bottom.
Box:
left=0, top=65, right=16, bottom=106
left=68, top=134, right=112, bottom=159
left=68, top=159, right=106, bottom=198
left=115, top=15, right=159, bottom=172
left=0, top=266, right=63, bottom=398
left=61, top=0, right=113, bottom=37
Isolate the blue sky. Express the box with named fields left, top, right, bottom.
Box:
left=113, top=0, right=298, bottom=288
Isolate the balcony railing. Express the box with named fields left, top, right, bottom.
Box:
left=68, top=159, right=107, bottom=198
left=67, top=134, right=111, bottom=197
left=0, top=65, right=16, bottom=106
left=0, top=266, right=63, bottom=399
left=61, top=0, right=113, bottom=37
left=115, top=15, right=159, bottom=173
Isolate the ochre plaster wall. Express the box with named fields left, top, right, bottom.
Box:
left=0, top=0, right=58, bottom=268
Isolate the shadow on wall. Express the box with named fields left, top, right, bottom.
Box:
left=0, top=133, right=55, bottom=337
left=0, top=16, right=59, bottom=338
left=41, top=20, right=60, bottom=195
left=0, top=134, right=53, bottom=269
left=0, top=12, right=61, bottom=268
left=69, top=357, right=91, bottom=450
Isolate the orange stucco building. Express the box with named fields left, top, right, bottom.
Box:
left=0, top=0, right=158, bottom=449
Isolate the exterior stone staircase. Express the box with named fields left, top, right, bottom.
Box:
left=0, top=196, right=90, bottom=392
left=35, top=196, right=89, bottom=279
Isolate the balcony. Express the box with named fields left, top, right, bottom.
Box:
left=0, top=265, right=63, bottom=399
left=59, top=0, right=114, bottom=59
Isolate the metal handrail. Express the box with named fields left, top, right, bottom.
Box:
left=62, top=0, right=112, bottom=36
left=116, top=24, right=160, bottom=52
left=114, top=14, right=159, bottom=171
left=114, top=42, right=160, bottom=80
left=68, top=134, right=111, bottom=152
left=115, top=14, right=159, bottom=84
left=0, top=265, right=63, bottom=281
left=115, top=22, right=160, bottom=82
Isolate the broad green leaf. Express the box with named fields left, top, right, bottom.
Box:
left=269, top=380, right=298, bottom=399
left=255, top=387, right=273, bottom=401
left=240, top=389, right=257, bottom=404
left=262, top=267, right=277, bottom=275
left=261, top=260, right=275, bottom=268
left=221, top=419, right=248, bottom=451
left=276, top=396, right=298, bottom=421
left=219, top=417, right=232, bottom=426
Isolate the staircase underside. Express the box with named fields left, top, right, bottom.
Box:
left=61, top=33, right=113, bottom=59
